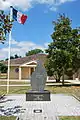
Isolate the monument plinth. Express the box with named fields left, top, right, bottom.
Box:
left=26, top=61, right=50, bottom=101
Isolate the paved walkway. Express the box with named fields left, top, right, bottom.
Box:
left=65, top=80, right=80, bottom=84
left=0, top=94, right=80, bottom=119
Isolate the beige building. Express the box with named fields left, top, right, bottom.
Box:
left=4, top=54, right=47, bottom=80
left=2, top=53, right=80, bottom=80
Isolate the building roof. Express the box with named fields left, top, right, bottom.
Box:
left=3, top=54, right=47, bottom=66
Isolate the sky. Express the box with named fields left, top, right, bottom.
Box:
left=0, top=0, right=80, bottom=60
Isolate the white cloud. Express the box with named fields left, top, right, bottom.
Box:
left=0, top=0, right=32, bottom=10
left=17, top=41, right=36, bottom=47
left=44, top=42, right=49, bottom=48
left=59, top=0, right=75, bottom=4
left=0, top=0, right=76, bottom=11
left=0, top=39, right=48, bottom=60
left=11, top=39, right=18, bottom=45
left=50, top=6, right=57, bottom=11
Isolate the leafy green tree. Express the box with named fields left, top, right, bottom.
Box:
left=65, top=29, right=80, bottom=78
left=10, top=56, right=14, bottom=59
left=5, top=54, right=21, bottom=60
left=26, top=49, right=44, bottom=56
left=45, top=14, right=80, bottom=85
left=0, top=63, right=7, bottom=73
left=14, top=54, right=19, bottom=58
left=0, top=10, right=13, bottom=43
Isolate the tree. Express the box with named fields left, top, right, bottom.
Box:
left=0, top=63, right=7, bottom=73
left=5, top=54, right=21, bottom=60
left=14, top=54, right=19, bottom=58
left=0, top=10, right=13, bottom=43
left=65, top=29, right=80, bottom=78
left=45, top=14, right=80, bottom=85
left=26, top=49, right=44, bottom=56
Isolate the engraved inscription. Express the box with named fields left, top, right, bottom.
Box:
left=33, top=94, right=44, bottom=100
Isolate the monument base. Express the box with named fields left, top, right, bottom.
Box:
left=26, top=90, right=50, bottom=101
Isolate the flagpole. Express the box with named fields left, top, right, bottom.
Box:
left=7, top=6, right=13, bottom=94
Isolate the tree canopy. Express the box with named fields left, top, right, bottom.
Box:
left=5, top=54, right=21, bottom=60
left=45, top=14, right=80, bottom=84
left=26, top=49, right=44, bottom=56
left=0, top=10, right=12, bottom=43
left=0, top=63, right=7, bottom=73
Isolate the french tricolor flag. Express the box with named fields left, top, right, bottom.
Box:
left=12, top=7, right=28, bottom=24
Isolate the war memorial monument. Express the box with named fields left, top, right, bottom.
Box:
left=16, top=61, right=59, bottom=120
left=26, top=60, right=50, bottom=101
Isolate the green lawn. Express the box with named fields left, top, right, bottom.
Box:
left=0, top=80, right=30, bottom=85
left=0, top=84, right=80, bottom=95
left=0, top=85, right=80, bottom=100
left=0, top=86, right=31, bottom=94
left=0, top=116, right=80, bottom=120
left=0, top=116, right=16, bottom=120
left=59, top=116, right=80, bottom=120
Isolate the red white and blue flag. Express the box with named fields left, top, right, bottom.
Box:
left=12, top=7, right=28, bottom=24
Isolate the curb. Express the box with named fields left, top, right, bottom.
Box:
left=72, top=94, right=80, bottom=102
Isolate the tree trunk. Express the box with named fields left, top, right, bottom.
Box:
left=56, top=79, right=60, bottom=82
left=62, top=67, right=64, bottom=86
left=56, top=75, right=60, bottom=82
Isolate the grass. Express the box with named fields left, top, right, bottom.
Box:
left=0, top=86, right=31, bottom=94
left=0, top=80, right=30, bottom=85
left=46, top=86, right=80, bottom=94
left=59, top=116, right=80, bottom=120
left=46, top=86, right=80, bottom=99
left=0, top=84, right=80, bottom=100
left=0, top=116, right=16, bottom=120
left=0, top=116, right=80, bottom=120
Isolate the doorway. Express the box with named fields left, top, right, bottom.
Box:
left=30, top=68, right=34, bottom=75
